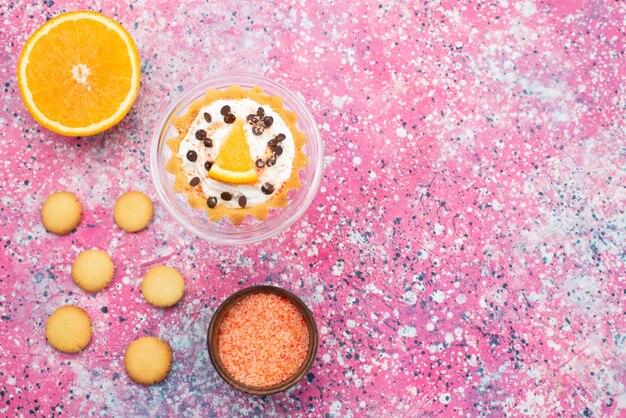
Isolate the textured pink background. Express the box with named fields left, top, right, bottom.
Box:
left=1, top=0, right=626, bottom=416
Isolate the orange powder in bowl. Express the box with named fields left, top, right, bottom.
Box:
left=217, top=293, right=310, bottom=388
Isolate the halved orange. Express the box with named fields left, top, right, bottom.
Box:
left=208, top=120, right=258, bottom=184
left=17, top=11, right=140, bottom=136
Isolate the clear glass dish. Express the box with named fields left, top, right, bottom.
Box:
left=149, top=73, right=324, bottom=245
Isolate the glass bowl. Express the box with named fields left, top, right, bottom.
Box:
left=207, top=285, right=318, bottom=395
left=149, top=73, right=324, bottom=245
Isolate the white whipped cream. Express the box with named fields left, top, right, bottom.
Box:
left=176, top=98, right=295, bottom=208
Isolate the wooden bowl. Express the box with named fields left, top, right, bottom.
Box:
left=207, top=285, right=318, bottom=395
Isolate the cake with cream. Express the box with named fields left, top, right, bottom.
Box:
left=166, top=85, right=307, bottom=225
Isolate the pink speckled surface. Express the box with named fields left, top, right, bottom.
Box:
left=1, top=0, right=626, bottom=416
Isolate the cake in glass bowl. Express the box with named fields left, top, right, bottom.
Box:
left=165, top=85, right=307, bottom=225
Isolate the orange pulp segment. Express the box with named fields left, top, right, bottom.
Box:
left=208, top=120, right=258, bottom=184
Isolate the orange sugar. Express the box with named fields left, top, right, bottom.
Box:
left=217, top=293, right=310, bottom=387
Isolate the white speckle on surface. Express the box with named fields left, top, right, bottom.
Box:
left=492, top=199, right=503, bottom=211
left=331, top=260, right=344, bottom=276
left=432, top=290, right=445, bottom=303
left=300, top=11, right=314, bottom=30
left=346, top=319, right=356, bottom=328
left=456, top=294, right=467, bottom=304
left=402, top=291, right=417, bottom=305
left=439, top=393, right=451, bottom=404
left=515, top=1, right=537, bottom=17
left=547, top=340, right=561, bottom=350
left=353, top=156, right=361, bottom=165
left=433, top=223, right=444, bottom=235
left=365, top=283, right=383, bottom=295
left=396, top=127, right=407, bottom=138
left=426, top=322, right=435, bottom=331
left=616, top=393, right=626, bottom=409
left=331, top=401, right=342, bottom=412
left=399, top=326, right=417, bottom=337
left=332, top=95, right=349, bottom=109
left=516, top=391, right=546, bottom=415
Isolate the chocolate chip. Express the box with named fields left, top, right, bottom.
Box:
left=247, top=114, right=258, bottom=123
left=238, top=195, right=247, bottom=208
left=266, top=155, right=276, bottom=167
left=190, top=177, right=200, bottom=187
left=252, top=126, right=263, bottom=136
left=207, top=196, right=217, bottom=208
left=204, top=161, right=213, bottom=171
left=268, top=134, right=285, bottom=147
left=263, top=116, right=274, bottom=127
left=203, top=112, right=211, bottom=123
left=257, top=107, right=265, bottom=117
left=195, top=129, right=207, bottom=140
left=220, top=105, right=231, bottom=116
left=221, top=192, right=232, bottom=201
left=255, top=158, right=265, bottom=168
left=274, top=146, right=283, bottom=156
left=261, top=183, right=275, bottom=195
left=186, top=150, right=197, bottom=162
left=204, top=138, right=213, bottom=147
left=224, top=113, right=236, bottom=124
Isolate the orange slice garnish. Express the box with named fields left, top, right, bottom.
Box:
left=209, top=120, right=257, bottom=184
left=17, top=11, right=140, bottom=136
